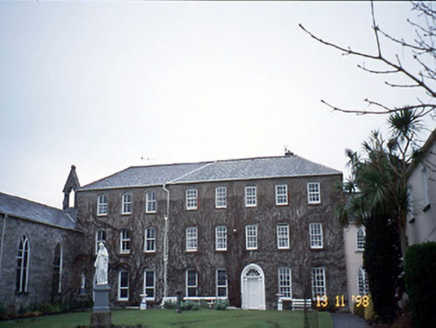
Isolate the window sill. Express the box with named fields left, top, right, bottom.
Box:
left=144, top=251, right=156, bottom=254
left=355, top=249, right=364, bottom=253
left=186, top=249, right=198, bottom=253
left=215, top=249, right=227, bottom=252
left=310, top=247, right=324, bottom=250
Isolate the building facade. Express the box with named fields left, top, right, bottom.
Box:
left=76, top=153, right=347, bottom=309
left=0, top=190, right=83, bottom=312
left=407, top=129, right=436, bottom=245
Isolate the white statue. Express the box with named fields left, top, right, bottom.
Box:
left=94, top=242, right=109, bottom=285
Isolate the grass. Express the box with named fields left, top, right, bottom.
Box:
left=0, top=309, right=333, bottom=328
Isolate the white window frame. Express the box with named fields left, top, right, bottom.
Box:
left=245, top=186, right=257, bottom=207
left=145, top=227, right=156, bottom=253
left=356, top=227, right=365, bottom=251
left=144, top=269, right=156, bottom=301
left=186, top=227, right=198, bottom=252
left=245, top=224, right=258, bottom=250
left=97, top=194, right=108, bottom=216
left=275, top=185, right=288, bottom=205
left=186, top=269, right=198, bottom=298
left=311, top=267, right=326, bottom=298
left=358, top=266, right=369, bottom=296
left=422, top=167, right=430, bottom=206
left=215, top=187, right=227, bottom=208
left=307, top=182, right=321, bottom=204
left=277, top=224, right=290, bottom=249
left=118, top=271, right=129, bottom=301
left=215, top=225, right=227, bottom=251
left=16, top=235, right=30, bottom=293
left=145, top=191, right=157, bottom=213
left=186, top=189, right=198, bottom=210
left=120, top=229, right=131, bottom=254
left=309, top=223, right=323, bottom=249
left=216, top=269, right=228, bottom=298
left=278, top=267, right=292, bottom=299
left=122, top=193, right=132, bottom=215
left=95, top=230, right=106, bottom=254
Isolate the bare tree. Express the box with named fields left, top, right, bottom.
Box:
left=299, top=1, right=436, bottom=117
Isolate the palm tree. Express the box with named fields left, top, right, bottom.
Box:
left=338, top=109, right=422, bottom=323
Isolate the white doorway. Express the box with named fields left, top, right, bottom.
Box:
left=241, top=264, right=266, bottom=310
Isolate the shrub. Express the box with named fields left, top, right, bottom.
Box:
left=181, top=300, right=199, bottom=311
left=405, top=242, right=436, bottom=328
left=215, top=299, right=228, bottom=311
left=163, top=300, right=176, bottom=310
left=353, top=302, right=365, bottom=318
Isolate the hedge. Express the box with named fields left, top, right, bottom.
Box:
left=404, top=242, right=436, bottom=328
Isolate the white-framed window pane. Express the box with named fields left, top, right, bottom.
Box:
left=358, top=267, right=369, bottom=296
left=186, top=269, right=198, bottom=297
left=245, top=225, right=258, bottom=250
left=186, top=189, right=198, bottom=210
left=186, top=227, right=198, bottom=251
left=357, top=228, right=365, bottom=251
left=146, top=191, right=157, bottom=213
left=278, top=267, right=292, bottom=298
left=215, top=187, right=227, bottom=208
left=144, top=270, right=155, bottom=300
left=16, top=235, right=30, bottom=293
left=145, top=228, right=156, bottom=252
left=245, top=186, right=257, bottom=207
left=216, top=269, right=228, bottom=298
left=215, top=226, right=227, bottom=251
left=277, top=225, right=290, bottom=249
left=307, top=182, right=321, bottom=204
left=120, top=229, right=131, bottom=254
left=118, top=271, right=129, bottom=301
left=95, top=230, right=106, bottom=254
left=311, top=267, right=326, bottom=298
left=276, top=185, right=288, bottom=205
left=309, top=223, right=323, bottom=249
left=97, top=194, right=108, bottom=216
left=122, top=193, right=132, bottom=214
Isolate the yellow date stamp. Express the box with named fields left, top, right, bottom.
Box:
left=316, top=295, right=370, bottom=308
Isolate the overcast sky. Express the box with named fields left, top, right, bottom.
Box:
left=1, top=1, right=435, bottom=208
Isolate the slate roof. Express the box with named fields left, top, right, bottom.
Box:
left=0, top=192, right=77, bottom=230
left=80, top=154, right=342, bottom=191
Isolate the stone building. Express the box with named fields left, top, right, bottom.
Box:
left=76, top=153, right=348, bottom=310
left=0, top=177, right=83, bottom=311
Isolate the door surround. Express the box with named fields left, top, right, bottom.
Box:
left=240, top=263, right=266, bottom=310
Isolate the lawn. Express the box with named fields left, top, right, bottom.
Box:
left=0, top=309, right=332, bottom=328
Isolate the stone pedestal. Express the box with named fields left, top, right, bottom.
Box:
left=91, top=284, right=111, bottom=328
left=140, top=294, right=147, bottom=310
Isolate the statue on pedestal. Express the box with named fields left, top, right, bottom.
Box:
left=94, top=242, right=109, bottom=285
left=91, top=242, right=111, bottom=328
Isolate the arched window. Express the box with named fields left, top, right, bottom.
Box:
left=357, top=228, right=365, bottom=251
left=16, top=235, right=30, bottom=293
left=358, top=267, right=369, bottom=295
left=186, top=269, right=198, bottom=297
left=52, top=243, right=63, bottom=293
